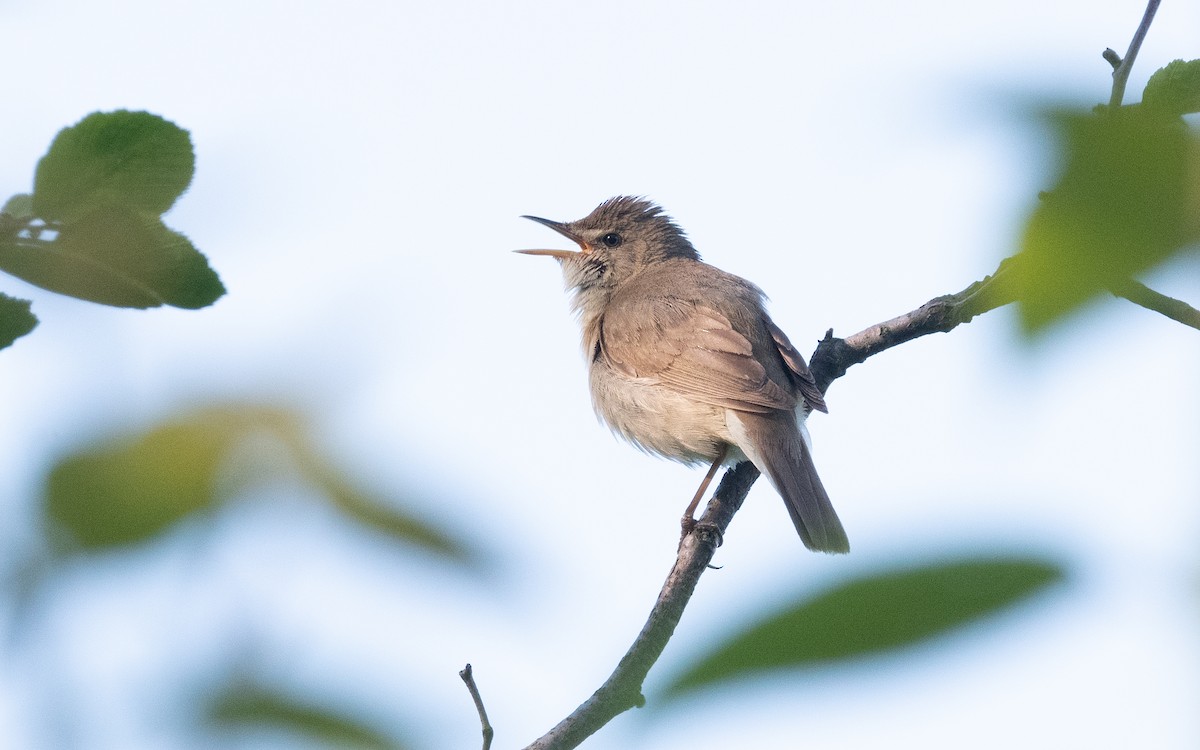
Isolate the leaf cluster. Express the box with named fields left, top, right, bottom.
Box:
left=0, top=111, right=225, bottom=349
left=1002, top=59, right=1200, bottom=332
left=18, top=404, right=478, bottom=748
left=42, top=405, right=473, bottom=560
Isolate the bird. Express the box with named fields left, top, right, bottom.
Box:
left=517, top=196, right=848, bottom=553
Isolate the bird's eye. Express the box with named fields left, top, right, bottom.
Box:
left=600, top=232, right=622, bottom=248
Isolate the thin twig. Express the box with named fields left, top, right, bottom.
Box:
left=1108, top=0, right=1161, bottom=108
left=1098, top=1, right=1200, bottom=331
left=459, top=664, right=494, bottom=750
left=1109, top=278, right=1200, bottom=330
left=809, top=256, right=1019, bottom=392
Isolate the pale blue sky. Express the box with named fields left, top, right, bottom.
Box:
left=1, top=1, right=1198, bottom=748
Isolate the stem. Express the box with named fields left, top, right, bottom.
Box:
left=1108, top=0, right=1161, bottom=108
left=459, top=664, right=494, bottom=750
left=1109, top=278, right=1200, bottom=330
left=809, top=257, right=1019, bottom=393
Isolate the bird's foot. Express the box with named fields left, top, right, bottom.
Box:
left=679, top=514, right=697, bottom=536
left=678, top=516, right=725, bottom=555
left=677, top=515, right=697, bottom=550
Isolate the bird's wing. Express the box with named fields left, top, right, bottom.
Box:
left=598, top=297, right=796, bottom=414
left=766, top=319, right=827, bottom=413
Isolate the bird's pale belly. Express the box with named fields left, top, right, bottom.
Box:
left=588, top=362, right=735, bottom=466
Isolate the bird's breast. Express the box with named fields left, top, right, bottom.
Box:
left=587, top=359, right=731, bottom=465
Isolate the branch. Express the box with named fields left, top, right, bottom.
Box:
left=1109, top=278, right=1200, bottom=330
left=522, top=463, right=759, bottom=750
left=521, top=249, right=1192, bottom=749
left=521, top=257, right=1027, bottom=750
left=1107, top=0, right=1161, bottom=108
left=460, top=664, right=495, bottom=750
left=809, top=256, right=1019, bottom=392
left=519, top=11, right=1183, bottom=745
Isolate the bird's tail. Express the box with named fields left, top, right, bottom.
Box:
left=727, top=411, right=849, bottom=554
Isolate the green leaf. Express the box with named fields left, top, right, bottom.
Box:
left=5, top=113, right=220, bottom=311
left=1004, top=107, right=1195, bottom=333
left=307, top=469, right=478, bottom=564
left=1143, top=59, right=1200, bottom=117
left=271, top=422, right=479, bottom=566
left=661, top=557, right=1064, bottom=701
left=0, top=292, right=37, bottom=349
left=32, top=110, right=194, bottom=221
left=0, top=203, right=224, bottom=308
left=207, top=685, right=404, bottom=750
left=45, top=418, right=233, bottom=549
left=43, top=405, right=477, bottom=563
left=2, top=193, right=34, bottom=219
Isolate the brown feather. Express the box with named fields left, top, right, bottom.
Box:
left=599, top=294, right=797, bottom=414
left=767, top=320, right=827, bottom=413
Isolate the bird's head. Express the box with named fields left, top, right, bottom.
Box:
left=518, top=196, right=698, bottom=296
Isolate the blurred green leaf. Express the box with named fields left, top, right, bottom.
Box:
left=289, top=448, right=478, bottom=566
left=32, top=110, right=194, bottom=221
left=46, top=418, right=232, bottom=549
left=0, top=292, right=37, bottom=349
left=0, top=203, right=224, bottom=308
left=1005, top=107, right=1196, bottom=333
left=661, top=557, right=1063, bottom=701
left=2, top=193, right=34, bottom=219
left=320, top=472, right=477, bottom=564
left=43, top=405, right=476, bottom=564
left=1143, top=59, right=1200, bottom=117
left=207, top=685, right=405, bottom=750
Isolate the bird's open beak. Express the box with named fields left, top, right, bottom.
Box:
left=516, top=215, right=590, bottom=259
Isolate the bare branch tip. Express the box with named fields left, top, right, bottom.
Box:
left=1109, top=279, right=1200, bottom=331
left=1108, top=0, right=1162, bottom=108
left=460, top=663, right=495, bottom=750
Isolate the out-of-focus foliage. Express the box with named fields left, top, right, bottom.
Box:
left=206, top=683, right=408, bottom=750
left=0, top=110, right=223, bottom=350
left=0, top=292, right=35, bottom=348
left=660, top=557, right=1063, bottom=702
left=1143, top=59, right=1200, bottom=117
left=10, top=404, right=481, bottom=749
left=1, top=193, right=34, bottom=218
left=2, top=25, right=1195, bottom=750
left=43, top=405, right=476, bottom=566
left=998, top=60, right=1200, bottom=334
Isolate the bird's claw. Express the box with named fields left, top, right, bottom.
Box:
left=677, top=515, right=698, bottom=551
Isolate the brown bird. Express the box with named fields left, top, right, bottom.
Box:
left=518, top=196, right=848, bottom=553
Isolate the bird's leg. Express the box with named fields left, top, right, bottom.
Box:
left=680, top=444, right=728, bottom=540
